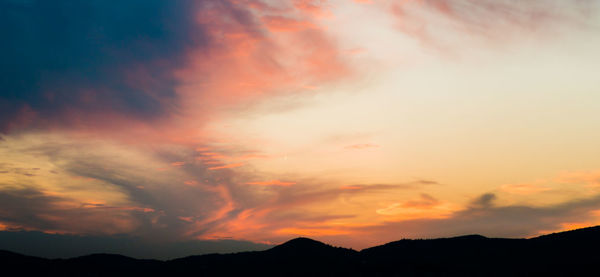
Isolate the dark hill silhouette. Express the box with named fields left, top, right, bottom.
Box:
left=1, top=226, right=600, bottom=276
left=269, top=237, right=343, bottom=252
left=266, top=237, right=356, bottom=258
left=168, top=237, right=358, bottom=276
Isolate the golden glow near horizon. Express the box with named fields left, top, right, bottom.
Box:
left=1, top=0, right=600, bottom=249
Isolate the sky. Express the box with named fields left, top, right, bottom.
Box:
left=1, top=0, right=600, bottom=258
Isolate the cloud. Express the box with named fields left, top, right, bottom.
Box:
left=245, top=180, right=296, bottom=186
left=469, top=193, right=496, bottom=208
left=0, top=164, right=40, bottom=177
left=344, top=143, right=380, bottom=150
left=0, top=230, right=269, bottom=260
left=350, top=192, right=600, bottom=247
left=261, top=15, right=317, bottom=32
left=0, top=132, right=247, bottom=241
left=401, top=193, right=440, bottom=208
left=0, top=132, right=373, bottom=244
left=293, top=0, right=333, bottom=17
left=194, top=180, right=431, bottom=243
left=0, top=2, right=355, bottom=248
left=0, top=0, right=206, bottom=132
left=0, top=0, right=351, bottom=137
left=2, top=131, right=600, bottom=251
left=387, top=0, right=599, bottom=52
left=171, top=162, right=186, bottom=167
left=501, top=183, right=553, bottom=195
left=556, top=170, right=600, bottom=187
left=0, top=186, right=149, bottom=235
left=0, top=9, right=354, bottom=223
left=208, top=163, right=245, bottom=170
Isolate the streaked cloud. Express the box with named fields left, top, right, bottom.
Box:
left=386, top=0, right=599, bottom=52
left=351, top=192, right=600, bottom=247
left=344, top=143, right=380, bottom=150
left=246, top=180, right=296, bottom=186
left=208, top=163, right=245, bottom=170
left=501, top=183, right=553, bottom=195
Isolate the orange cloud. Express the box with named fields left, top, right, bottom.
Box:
left=235, top=154, right=270, bottom=160
left=556, top=170, right=600, bottom=187
left=178, top=216, right=195, bottom=223
left=344, top=143, right=380, bottom=150
left=190, top=184, right=236, bottom=233
left=343, top=47, right=366, bottom=55
left=501, top=183, right=552, bottom=195
left=261, top=15, right=317, bottom=32
left=80, top=203, right=155, bottom=213
left=340, top=185, right=363, bottom=190
left=401, top=193, right=440, bottom=208
left=171, top=161, right=185, bottom=167
left=277, top=227, right=350, bottom=236
left=184, top=180, right=199, bottom=187
left=208, top=163, right=245, bottom=170
left=246, top=180, right=296, bottom=186
left=293, top=0, right=333, bottom=18
left=375, top=193, right=454, bottom=221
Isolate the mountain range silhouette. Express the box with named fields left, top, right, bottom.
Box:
left=1, top=226, right=599, bottom=276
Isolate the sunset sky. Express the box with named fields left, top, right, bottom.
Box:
left=1, top=0, right=600, bottom=257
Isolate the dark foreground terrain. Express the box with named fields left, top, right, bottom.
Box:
left=1, top=226, right=599, bottom=276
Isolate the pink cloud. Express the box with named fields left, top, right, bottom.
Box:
left=261, top=15, right=318, bottom=32
left=293, top=0, right=333, bottom=17
left=386, top=0, right=597, bottom=53
left=344, top=143, right=380, bottom=150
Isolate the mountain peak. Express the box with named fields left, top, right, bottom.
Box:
left=281, top=237, right=324, bottom=246
left=450, top=234, right=488, bottom=240
left=270, top=237, right=331, bottom=251
left=267, top=237, right=357, bottom=257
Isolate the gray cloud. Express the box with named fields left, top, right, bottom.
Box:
left=354, top=192, right=600, bottom=243
left=0, top=230, right=269, bottom=260
left=469, top=193, right=496, bottom=208
left=0, top=186, right=152, bottom=235
left=0, top=133, right=246, bottom=241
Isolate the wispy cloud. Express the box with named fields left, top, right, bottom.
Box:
left=351, top=192, right=600, bottom=248
left=246, top=180, right=296, bottom=186
left=208, top=163, right=245, bottom=170
left=344, top=143, right=380, bottom=150
left=386, top=0, right=599, bottom=52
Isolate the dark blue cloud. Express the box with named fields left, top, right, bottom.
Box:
left=0, top=0, right=208, bottom=131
